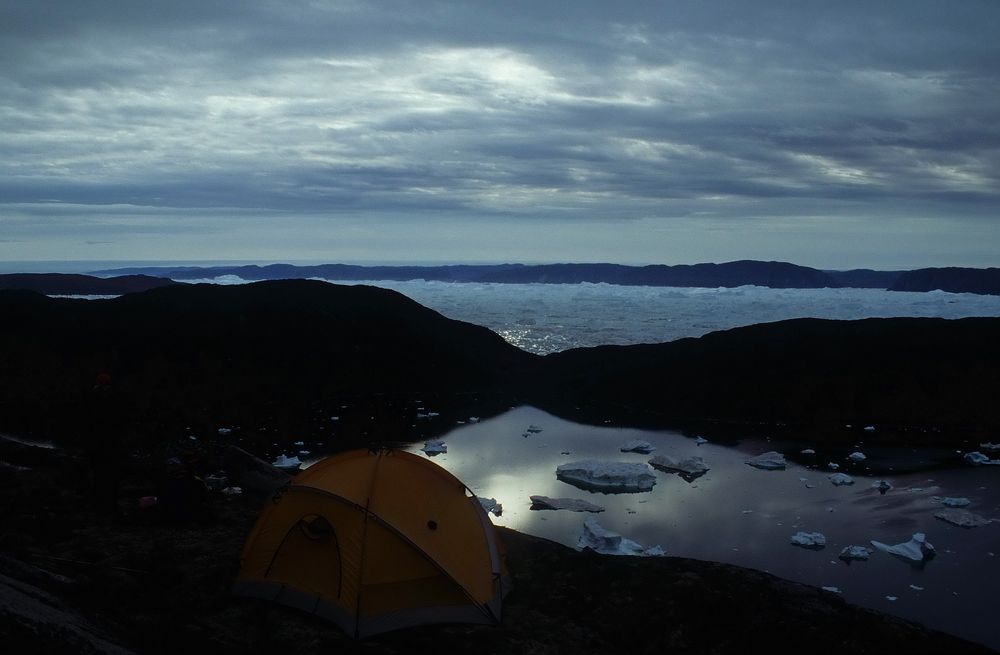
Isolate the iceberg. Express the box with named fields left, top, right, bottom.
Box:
left=964, top=451, right=1000, bottom=465
left=942, top=497, right=971, bottom=508
left=800, top=449, right=816, bottom=455
left=556, top=460, right=656, bottom=493
left=272, top=454, right=302, bottom=471
left=529, top=495, right=605, bottom=513
left=822, top=586, right=842, bottom=594
left=790, top=532, right=826, bottom=549
left=620, top=439, right=655, bottom=454
left=478, top=497, right=503, bottom=516
left=421, top=439, right=447, bottom=455
left=870, top=533, right=936, bottom=563
left=694, top=436, right=708, bottom=445
left=648, top=454, right=710, bottom=481
left=576, top=516, right=664, bottom=557
left=872, top=480, right=893, bottom=494
left=829, top=473, right=855, bottom=486
left=980, top=442, right=1000, bottom=452
left=827, top=462, right=840, bottom=470
left=745, top=451, right=786, bottom=470
left=933, top=508, right=993, bottom=528
left=839, top=545, right=873, bottom=561
left=864, top=425, right=876, bottom=432
left=848, top=452, right=866, bottom=462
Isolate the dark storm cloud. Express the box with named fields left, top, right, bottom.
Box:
left=1, top=0, right=998, bottom=263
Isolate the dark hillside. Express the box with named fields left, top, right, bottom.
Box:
left=0, top=273, right=179, bottom=295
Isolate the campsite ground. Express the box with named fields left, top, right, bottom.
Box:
left=0, top=447, right=991, bottom=654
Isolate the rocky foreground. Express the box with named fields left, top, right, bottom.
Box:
left=0, top=449, right=990, bottom=655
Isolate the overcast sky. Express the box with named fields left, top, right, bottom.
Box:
left=2, top=1, right=998, bottom=269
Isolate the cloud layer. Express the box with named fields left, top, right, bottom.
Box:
left=2, top=1, right=998, bottom=266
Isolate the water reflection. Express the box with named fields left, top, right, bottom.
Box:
left=402, top=406, right=1000, bottom=650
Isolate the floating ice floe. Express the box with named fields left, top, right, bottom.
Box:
left=979, top=442, right=1000, bottom=452
left=909, top=584, right=924, bottom=591
left=839, top=545, right=873, bottom=562
left=478, top=497, right=503, bottom=516
left=864, top=426, right=876, bottom=432
left=221, top=486, right=242, bottom=496
left=648, top=454, right=710, bottom=481
left=872, top=480, right=893, bottom=494
left=933, top=508, right=993, bottom=528
left=822, top=586, right=842, bottom=594
left=272, top=454, right=302, bottom=471
left=829, top=473, right=855, bottom=486
left=293, top=440, right=305, bottom=446
left=964, top=452, right=1000, bottom=465
left=529, top=495, right=605, bottom=513
left=694, top=436, right=708, bottom=445
left=217, top=427, right=232, bottom=436
left=421, top=439, right=447, bottom=455
left=417, top=412, right=440, bottom=420
left=942, top=497, right=971, bottom=508
left=620, top=439, right=655, bottom=454
left=556, top=460, right=656, bottom=493
left=886, top=596, right=898, bottom=602
left=468, top=417, right=480, bottom=423
left=745, top=451, right=786, bottom=470
left=870, top=533, right=936, bottom=563
left=827, top=462, right=840, bottom=471
left=576, top=516, right=664, bottom=556
left=848, top=452, right=866, bottom=462
left=801, top=449, right=816, bottom=455
left=790, top=532, right=826, bottom=549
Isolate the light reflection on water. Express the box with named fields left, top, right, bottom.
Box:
left=402, top=406, right=1000, bottom=650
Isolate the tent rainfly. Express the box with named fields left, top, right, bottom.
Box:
left=233, top=448, right=508, bottom=638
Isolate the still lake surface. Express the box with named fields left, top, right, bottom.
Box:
left=394, top=406, right=999, bottom=649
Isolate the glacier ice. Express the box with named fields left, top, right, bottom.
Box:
left=790, top=532, right=826, bottom=549
left=745, top=451, right=786, bottom=470
left=870, top=533, right=936, bottom=563
left=556, top=460, right=656, bottom=493
left=576, top=516, right=664, bottom=556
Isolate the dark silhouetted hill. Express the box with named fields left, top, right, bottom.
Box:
left=890, top=267, right=1000, bottom=295
left=0, top=273, right=180, bottom=295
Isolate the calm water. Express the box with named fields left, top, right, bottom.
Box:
left=396, top=406, right=1000, bottom=649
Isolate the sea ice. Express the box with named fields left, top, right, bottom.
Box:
left=529, top=495, right=605, bottom=513
left=694, top=436, right=708, bottom=445
left=827, top=462, right=840, bottom=470
left=829, top=473, right=855, bottom=486
left=576, top=516, right=664, bottom=557
left=745, top=451, right=786, bottom=470
left=556, top=460, right=656, bottom=492
left=933, top=508, right=993, bottom=528
left=839, top=545, right=873, bottom=561
left=421, top=439, right=447, bottom=455
left=822, top=586, right=842, bottom=594
left=942, top=497, right=971, bottom=508
left=620, top=439, right=656, bottom=454
left=648, top=454, right=710, bottom=481
left=217, top=427, right=232, bottom=436
left=864, top=426, right=876, bottom=432
left=870, top=533, right=936, bottom=562
left=979, top=442, right=1000, bottom=452
left=478, top=497, right=503, bottom=516
left=801, top=449, right=816, bottom=455
left=790, top=532, right=826, bottom=549
left=848, top=452, right=866, bottom=462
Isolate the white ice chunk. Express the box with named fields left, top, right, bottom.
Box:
left=829, top=473, right=855, bottom=486
left=648, top=454, right=710, bottom=479
left=848, top=452, right=866, bottom=462
left=839, top=545, right=873, bottom=561
left=964, top=452, right=1000, bottom=465
left=217, top=427, right=232, bottom=436
left=886, top=596, right=898, bottom=602
left=293, top=440, right=305, bottom=446
left=421, top=439, right=447, bottom=455
left=576, top=516, right=664, bottom=557
left=827, top=462, right=840, bottom=470
left=221, top=486, right=242, bottom=496
left=468, top=417, right=480, bottom=423
left=822, top=586, right=842, bottom=593
left=934, top=508, right=993, bottom=528
left=478, top=497, right=503, bottom=516
left=942, top=497, right=971, bottom=508
left=910, top=584, right=924, bottom=591
left=694, top=436, right=708, bottom=445
left=745, top=451, right=786, bottom=470
left=870, top=533, right=936, bottom=562
left=620, top=439, right=656, bottom=454
left=556, top=460, right=656, bottom=492
left=529, top=495, right=605, bottom=513
left=801, top=449, right=816, bottom=455
left=978, top=442, right=1000, bottom=452
left=863, top=425, right=876, bottom=432
left=272, top=454, right=302, bottom=470
left=790, top=532, right=826, bottom=548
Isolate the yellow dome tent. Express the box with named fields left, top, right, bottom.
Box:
left=233, top=448, right=508, bottom=638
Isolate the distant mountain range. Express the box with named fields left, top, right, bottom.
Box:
left=84, top=260, right=1000, bottom=295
